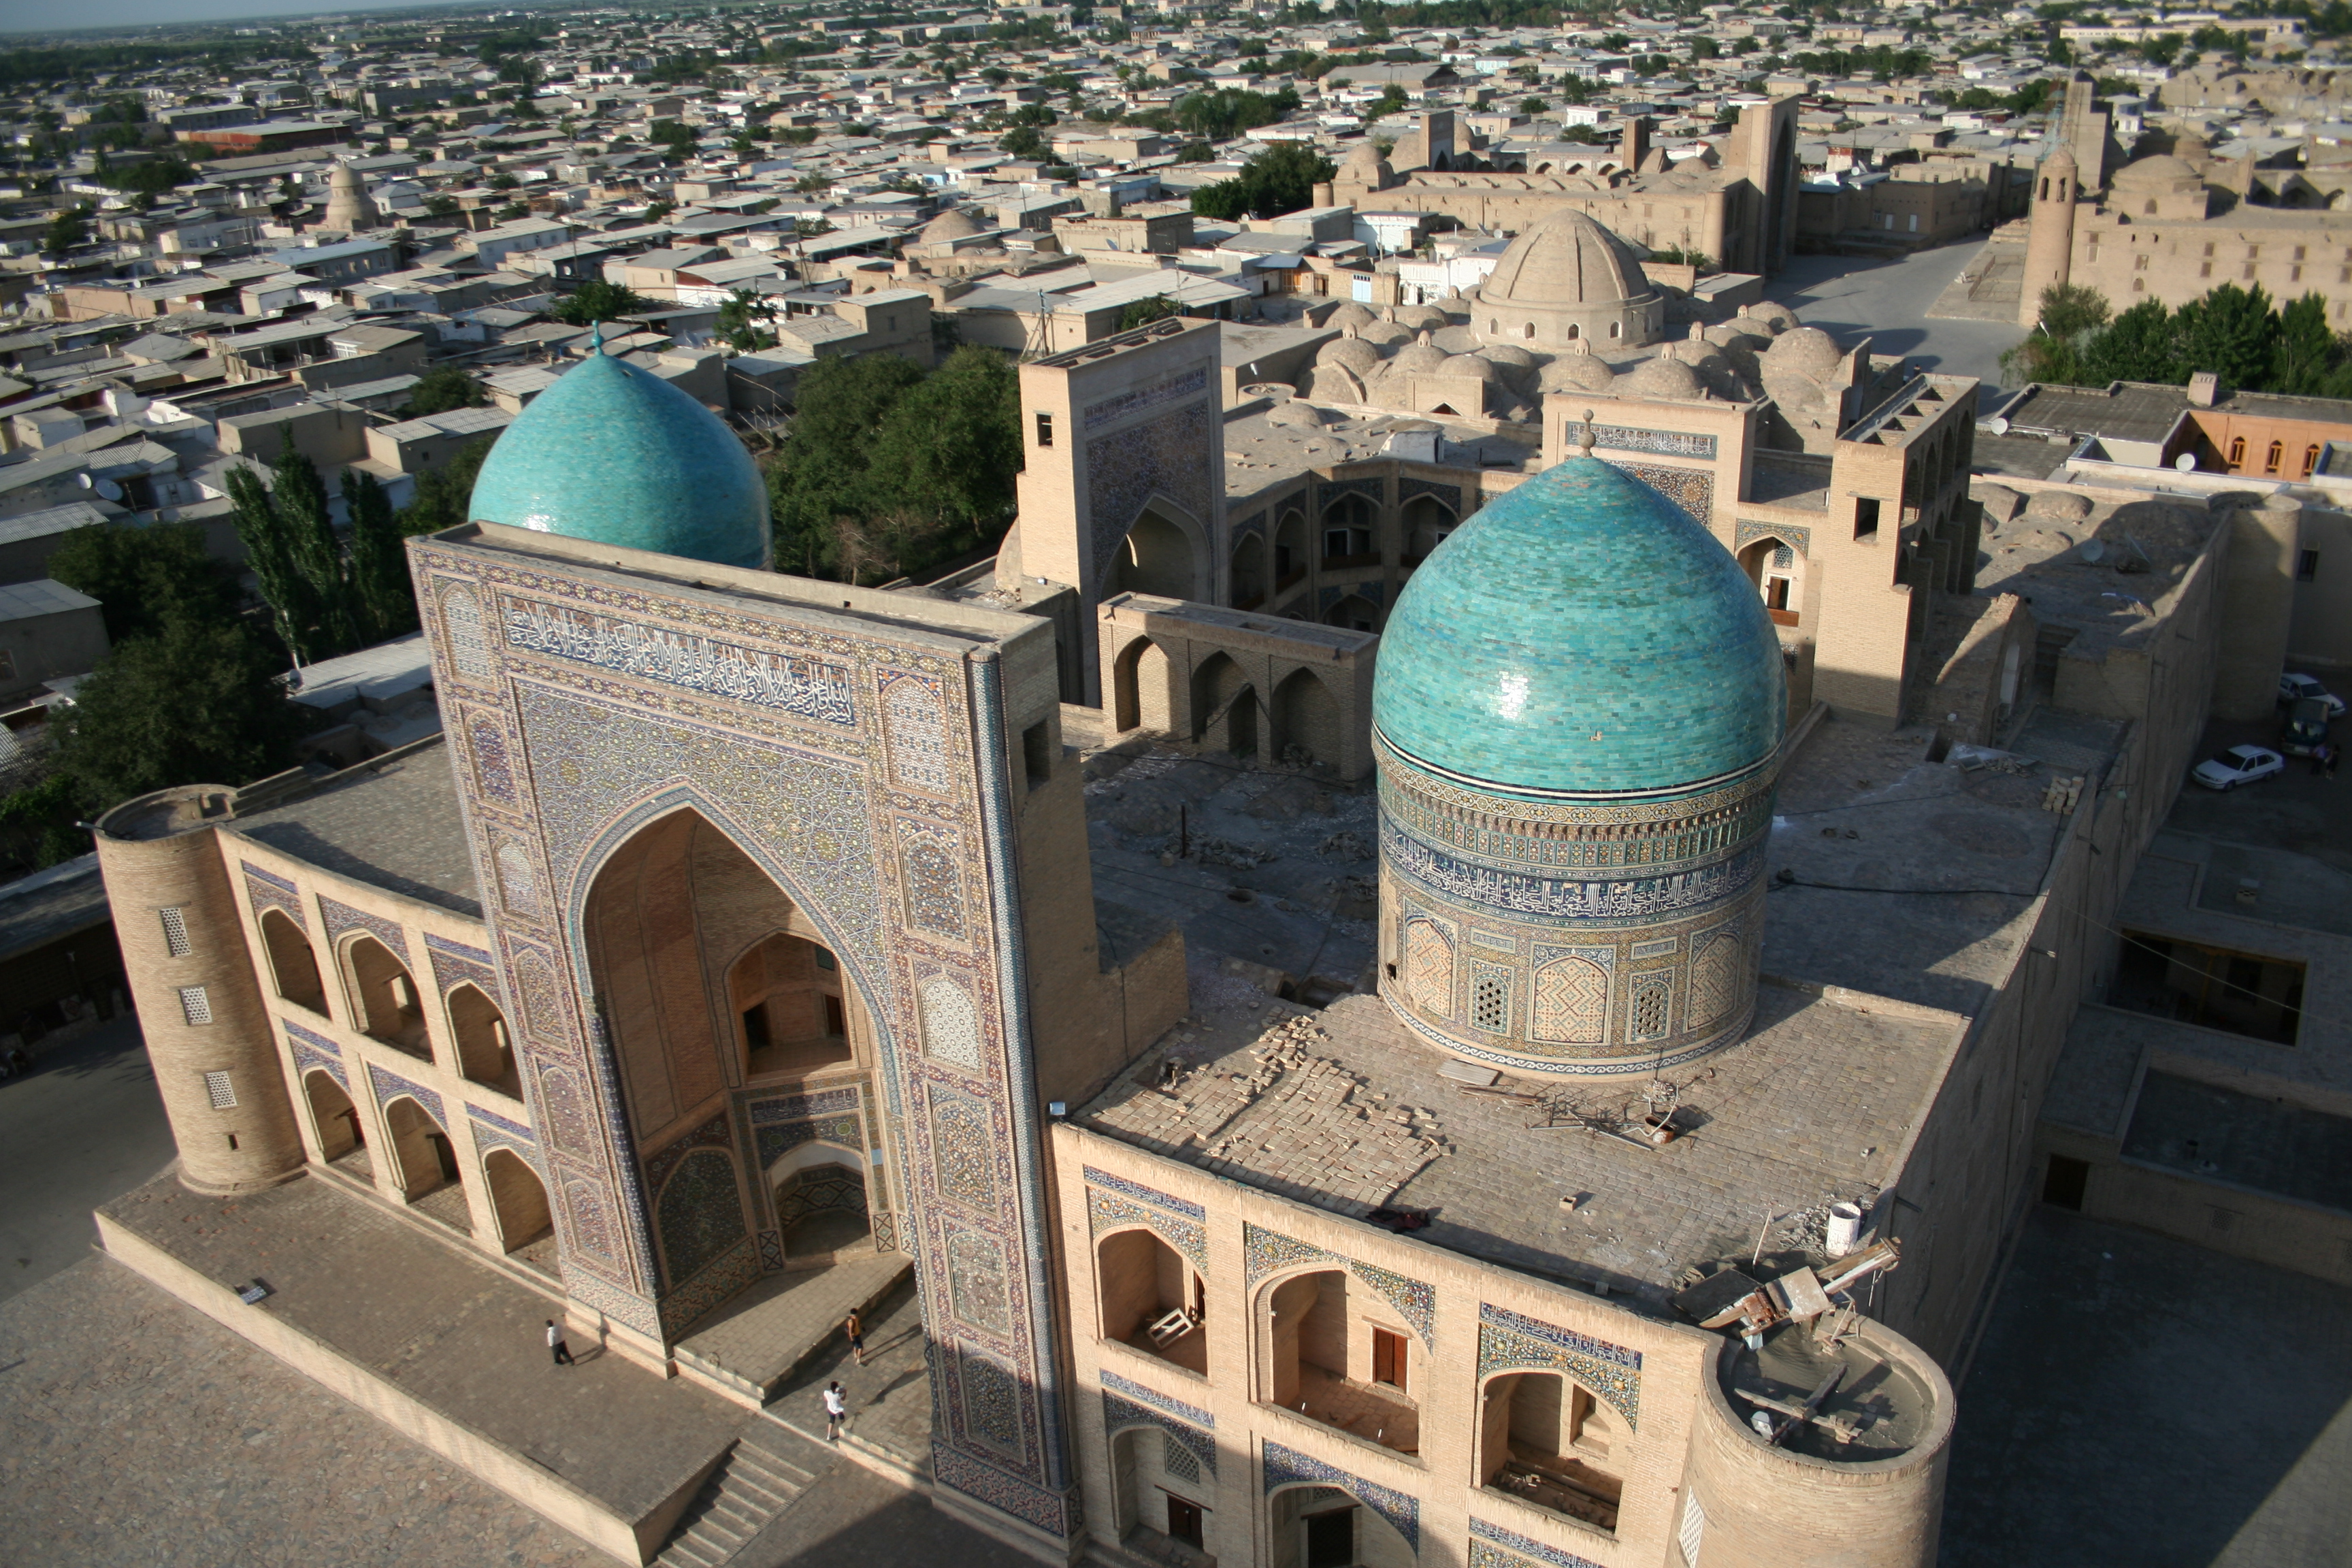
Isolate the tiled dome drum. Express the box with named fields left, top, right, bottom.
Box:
left=1371, top=455, right=1787, bottom=1077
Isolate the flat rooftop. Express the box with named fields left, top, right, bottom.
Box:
left=1078, top=980, right=1953, bottom=1307
left=1224, top=397, right=1539, bottom=494
left=229, top=740, right=481, bottom=916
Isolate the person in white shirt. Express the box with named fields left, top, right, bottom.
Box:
left=822, top=1381, right=847, bottom=1441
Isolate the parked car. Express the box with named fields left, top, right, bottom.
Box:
left=2283, top=696, right=2334, bottom=755
left=2278, top=672, right=2346, bottom=717
left=2192, top=745, right=2286, bottom=790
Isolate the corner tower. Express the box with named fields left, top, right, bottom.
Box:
left=1371, top=445, right=1786, bottom=1077
left=2019, top=147, right=2079, bottom=327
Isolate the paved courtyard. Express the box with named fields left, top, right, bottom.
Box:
left=1765, top=240, right=2023, bottom=403
left=1942, top=1207, right=2352, bottom=1567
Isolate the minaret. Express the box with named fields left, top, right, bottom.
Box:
left=323, top=161, right=380, bottom=231
left=2019, top=146, right=2078, bottom=327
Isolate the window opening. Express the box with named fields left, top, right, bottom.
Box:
left=1034, top=411, right=1053, bottom=447
left=178, top=985, right=212, bottom=1026
left=160, top=906, right=191, bottom=957
left=203, top=1069, right=236, bottom=1109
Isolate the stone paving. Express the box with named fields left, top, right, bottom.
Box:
left=762, top=1274, right=934, bottom=1477
left=0, top=1254, right=610, bottom=1568
left=676, top=1247, right=911, bottom=1396
left=101, top=1171, right=741, bottom=1519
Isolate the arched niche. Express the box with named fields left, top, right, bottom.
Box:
left=730, top=930, right=852, bottom=1079
left=344, top=934, right=429, bottom=1061
left=304, top=1068, right=361, bottom=1166
left=1096, top=1226, right=1207, bottom=1374
left=1324, top=594, right=1379, bottom=632
left=1232, top=532, right=1268, bottom=608
left=447, top=982, right=519, bottom=1097
left=484, top=1146, right=553, bottom=1256
left=382, top=1094, right=458, bottom=1203
left=1477, top=1369, right=1625, bottom=1535
left=1736, top=534, right=1803, bottom=621
left=1256, top=1267, right=1418, bottom=1456
left=259, top=908, right=327, bottom=1015
left=1111, top=634, right=1175, bottom=736
left=1269, top=1482, right=1414, bottom=1568
left=1115, top=504, right=1205, bottom=600
left=1190, top=650, right=1258, bottom=758
left=1269, top=667, right=1341, bottom=768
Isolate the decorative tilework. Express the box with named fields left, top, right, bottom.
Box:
left=1531, top=954, right=1609, bottom=1044
left=959, top=1346, right=1024, bottom=1451
left=321, top=898, right=408, bottom=962
left=947, top=1227, right=1014, bottom=1335
left=1607, top=459, right=1714, bottom=527
left=565, top=1179, right=617, bottom=1262
left=1318, top=476, right=1386, bottom=509
left=919, top=972, right=985, bottom=1071
left=1469, top=1518, right=1607, bottom=1568
left=753, top=1113, right=862, bottom=1171
left=495, top=840, right=543, bottom=921
left=1384, top=819, right=1763, bottom=924
left=467, top=1103, right=540, bottom=1169
left=535, top=1064, right=594, bottom=1154
left=438, top=584, right=495, bottom=682
left=1590, top=425, right=1717, bottom=459
left=661, top=1235, right=762, bottom=1336
left=423, top=932, right=502, bottom=999
left=644, top=1109, right=734, bottom=1195
left=1263, top=1441, right=1418, bottom=1553
left=930, top=1088, right=999, bottom=1209
left=756, top=1228, right=785, bottom=1269
left=1477, top=1303, right=1642, bottom=1429
left=1736, top=518, right=1811, bottom=557
left=242, top=862, right=305, bottom=926
left=467, top=1100, right=534, bottom=1143
left=880, top=672, right=951, bottom=794
left=932, top=1448, right=1068, bottom=1538
left=289, top=1036, right=346, bottom=1090
left=1235, top=510, right=1267, bottom=536
left=1083, top=366, right=1209, bottom=430
left=1399, top=478, right=1464, bottom=512
left=1241, top=1224, right=1435, bottom=1347
left=1086, top=1188, right=1209, bottom=1273
left=655, top=1147, right=747, bottom=1290
left=1100, top=1369, right=1213, bottom=1429
left=504, top=598, right=857, bottom=726
left=282, top=1017, right=340, bottom=1057
left=897, top=821, right=968, bottom=938
left=1088, top=402, right=1215, bottom=567
left=748, top=1087, right=862, bottom=1122
left=469, top=717, right=517, bottom=803
left=365, top=1064, right=443, bottom=1128
left=1081, top=1166, right=1205, bottom=1221
left=1104, top=1391, right=1218, bottom=1477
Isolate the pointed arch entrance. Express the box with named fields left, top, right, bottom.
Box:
left=1115, top=503, right=1207, bottom=601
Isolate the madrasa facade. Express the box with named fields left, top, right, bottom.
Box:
left=94, top=291, right=2244, bottom=1568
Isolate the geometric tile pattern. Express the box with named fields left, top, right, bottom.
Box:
left=365, top=1062, right=442, bottom=1128
left=241, top=860, right=305, bottom=927
left=1243, top=1224, right=1435, bottom=1347
left=1476, top=1302, right=1642, bottom=1430
left=1104, top=1390, right=1217, bottom=1478
left=1469, top=1517, right=1607, bottom=1568
left=320, top=896, right=409, bottom=962
left=1263, top=1440, right=1418, bottom=1552
left=1086, top=1187, right=1207, bottom=1273
left=1100, top=1369, right=1214, bottom=1429
left=1735, top=518, right=1810, bottom=557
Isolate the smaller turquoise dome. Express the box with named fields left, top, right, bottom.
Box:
left=467, top=344, right=770, bottom=570
left=1373, top=455, right=1785, bottom=798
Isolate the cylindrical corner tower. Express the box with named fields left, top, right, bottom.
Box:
left=1678, top=1318, right=1955, bottom=1568
left=2019, top=147, right=2079, bottom=327
left=95, top=786, right=304, bottom=1194
left=1371, top=453, right=1786, bottom=1077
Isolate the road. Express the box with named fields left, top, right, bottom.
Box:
left=0, top=1012, right=178, bottom=1304
left=1764, top=239, right=2023, bottom=404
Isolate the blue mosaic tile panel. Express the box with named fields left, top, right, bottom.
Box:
left=1083, top=366, right=1208, bottom=430
left=933, top=1447, right=1068, bottom=1539
left=1102, top=1369, right=1213, bottom=1429
left=320, top=897, right=408, bottom=962
left=1469, top=1517, right=1607, bottom=1568
left=1104, top=1391, right=1217, bottom=1478
left=655, top=1147, right=747, bottom=1290
left=242, top=862, right=305, bottom=927
left=1735, top=519, right=1810, bottom=557
left=1588, top=424, right=1716, bottom=459
left=282, top=1017, right=340, bottom=1056
left=365, top=1063, right=442, bottom=1127
left=289, top=1038, right=345, bottom=1090
left=1242, top=1224, right=1434, bottom=1347
left=1383, top=818, right=1763, bottom=924
left=423, top=932, right=502, bottom=998
left=466, top=1101, right=536, bottom=1143
left=1087, top=1188, right=1208, bottom=1273
left=748, top=1087, right=862, bottom=1123
left=1263, top=1441, right=1418, bottom=1552
left=1087, top=402, right=1215, bottom=568
left=1477, top=1303, right=1642, bottom=1430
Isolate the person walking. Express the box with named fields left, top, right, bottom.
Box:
left=822, top=1380, right=847, bottom=1441
left=843, top=1310, right=866, bottom=1367
left=546, top=1319, right=574, bottom=1367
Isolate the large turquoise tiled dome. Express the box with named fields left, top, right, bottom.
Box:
left=467, top=343, right=770, bottom=570
left=1373, top=455, right=1784, bottom=798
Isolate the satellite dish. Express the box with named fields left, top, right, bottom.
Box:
left=2174, top=453, right=2198, bottom=471
left=95, top=478, right=124, bottom=502
left=1988, top=416, right=2010, bottom=435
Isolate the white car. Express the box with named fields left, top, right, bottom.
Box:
left=2192, top=745, right=2286, bottom=791
left=2278, top=672, right=2347, bottom=717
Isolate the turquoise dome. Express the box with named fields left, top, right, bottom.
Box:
left=467, top=345, right=770, bottom=570
left=1373, top=455, right=1784, bottom=798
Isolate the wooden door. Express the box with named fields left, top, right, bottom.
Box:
left=1371, top=1326, right=1407, bottom=1392
left=1164, top=1494, right=1203, bottom=1549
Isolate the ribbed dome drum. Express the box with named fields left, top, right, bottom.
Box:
left=1371, top=456, right=1786, bottom=1077
left=467, top=344, right=771, bottom=570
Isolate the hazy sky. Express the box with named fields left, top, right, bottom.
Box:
left=0, top=0, right=470, bottom=39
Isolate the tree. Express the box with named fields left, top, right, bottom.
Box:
left=342, top=468, right=416, bottom=642
left=1368, top=83, right=1411, bottom=117
left=45, top=520, right=242, bottom=644
left=554, top=279, right=649, bottom=326
left=863, top=346, right=1023, bottom=569
left=2175, top=282, right=2277, bottom=390
left=2081, top=299, right=2182, bottom=383
left=1190, top=142, right=1336, bottom=222
left=225, top=440, right=353, bottom=664
left=1522, top=97, right=1548, bottom=115
left=2038, top=282, right=2110, bottom=338
left=717, top=287, right=778, bottom=353
left=44, top=203, right=89, bottom=257
left=1118, top=294, right=1181, bottom=331
left=399, top=363, right=487, bottom=417
left=397, top=436, right=498, bottom=537
left=768, top=353, right=927, bottom=577
left=50, top=618, right=308, bottom=809
left=1000, top=122, right=1049, bottom=159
